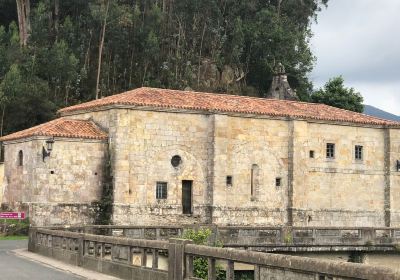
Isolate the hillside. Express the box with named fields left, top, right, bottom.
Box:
left=363, top=105, right=400, bottom=122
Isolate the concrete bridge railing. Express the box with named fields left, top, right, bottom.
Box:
left=45, top=225, right=400, bottom=252
left=28, top=227, right=400, bottom=280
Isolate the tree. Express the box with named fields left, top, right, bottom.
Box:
left=0, top=64, right=55, bottom=136
left=15, top=0, right=30, bottom=46
left=311, top=76, right=364, bottom=113
left=182, top=229, right=225, bottom=280
left=0, top=0, right=329, bottom=135
left=94, top=0, right=110, bottom=99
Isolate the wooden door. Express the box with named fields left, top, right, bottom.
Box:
left=182, top=180, right=193, bottom=214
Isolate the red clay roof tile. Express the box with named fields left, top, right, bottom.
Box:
left=58, top=87, right=400, bottom=127
left=0, top=118, right=108, bottom=142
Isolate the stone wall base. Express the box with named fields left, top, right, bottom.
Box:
left=1, top=202, right=97, bottom=226
left=112, top=204, right=211, bottom=225
left=2, top=201, right=391, bottom=227
left=292, top=209, right=385, bottom=227
left=211, top=206, right=287, bottom=226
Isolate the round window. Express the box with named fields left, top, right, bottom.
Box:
left=171, top=155, right=182, bottom=168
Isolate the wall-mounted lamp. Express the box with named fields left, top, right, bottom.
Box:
left=397, top=160, right=400, bottom=172
left=42, top=138, right=54, bottom=161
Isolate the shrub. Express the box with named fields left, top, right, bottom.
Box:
left=182, top=228, right=224, bottom=280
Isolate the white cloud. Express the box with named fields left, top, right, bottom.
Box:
left=310, top=0, right=400, bottom=115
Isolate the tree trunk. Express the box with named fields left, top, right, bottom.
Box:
left=197, top=22, right=207, bottom=87
left=277, top=0, right=283, bottom=18
left=15, top=0, right=31, bottom=46
left=65, top=85, right=70, bottom=106
left=95, top=0, right=110, bottom=100
left=0, top=105, right=6, bottom=137
left=54, top=0, right=59, bottom=41
left=84, top=30, right=92, bottom=71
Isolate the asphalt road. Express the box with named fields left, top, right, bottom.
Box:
left=0, top=239, right=82, bottom=280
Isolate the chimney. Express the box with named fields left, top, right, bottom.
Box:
left=265, top=63, right=298, bottom=101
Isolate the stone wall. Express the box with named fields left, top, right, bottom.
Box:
left=1, top=137, right=107, bottom=225
left=390, top=128, right=400, bottom=226
left=293, top=122, right=387, bottom=226
left=15, top=105, right=400, bottom=227
left=212, top=115, right=289, bottom=225
left=62, top=106, right=400, bottom=227
left=0, top=163, right=4, bottom=203
left=111, top=109, right=211, bottom=225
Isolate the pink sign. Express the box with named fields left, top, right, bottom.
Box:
left=0, top=212, right=26, bottom=219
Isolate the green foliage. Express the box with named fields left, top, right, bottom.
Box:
left=0, top=235, right=28, bottom=240
left=182, top=228, right=213, bottom=245
left=347, top=251, right=365, bottom=263
left=0, top=0, right=328, bottom=135
left=0, top=218, right=30, bottom=237
left=284, top=232, right=293, bottom=244
left=311, top=76, right=364, bottom=113
left=0, top=63, right=55, bottom=135
left=182, top=228, right=225, bottom=280
left=364, top=240, right=373, bottom=246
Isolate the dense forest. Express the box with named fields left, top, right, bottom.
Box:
left=0, top=0, right=328, bottom=135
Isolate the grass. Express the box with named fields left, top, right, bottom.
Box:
left=0, top=218, right=30, bottom=238
left=0, top=235, right=28, bottom=240
left=1, top=218, right=29, bottom=226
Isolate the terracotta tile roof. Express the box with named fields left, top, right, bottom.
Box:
left=0, top=118, right=108, bottom=142
left=58, top=87, right=400, bottom=127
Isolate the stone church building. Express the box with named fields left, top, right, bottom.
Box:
left=1, top=84, right=400, bottom=227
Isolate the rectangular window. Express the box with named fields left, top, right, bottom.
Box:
left=156, top=182, right=167, bottom=199
left=226, top=176, right=233, bottom=187
left=355, top=145, right=363, bottom=160
left=276, top=178, right=282, bottom=187
left=309, top=150, right=315, bottom=158
left=326, top=143, right=335, bottom=159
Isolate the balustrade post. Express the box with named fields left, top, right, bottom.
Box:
left=152, top=249, right=159, bottom=269
left=77, top=234, right=84, bottom=267
left=100, top=243, right=105, bottom=259
left=168, top=238, right=192, bottom=280
left=208, top=257, right=216, bottom=280
left=186, top=255, right=194, bottom=277
left=141, top=248, right=147, bottom=267
left=254, top=265, right=260, bottom=280
left=312, top=228, right=316, bottom=243
left=111, top=244, right=116, bottom=262
left=226, top=260, right=234, bottom=280
left=127, top=247, right=132, bottom=265
left=28, top=227, right=37, bottom=252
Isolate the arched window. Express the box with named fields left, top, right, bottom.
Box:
left=18, top=150, right=23, bottom=166
left=251, top=164, right=260, bottom=197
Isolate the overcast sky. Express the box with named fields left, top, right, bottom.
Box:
left=310, top=0, right=400, bottom=115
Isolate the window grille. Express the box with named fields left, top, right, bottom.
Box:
left=326, top=143, right=335, bottom=159
left=156, top=182, right=167, bottom=199
left=355, top=145, right=363, bottom=160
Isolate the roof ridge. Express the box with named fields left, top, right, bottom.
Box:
left=56, top=87, right=400, bottom=127
left=141, top=87, right=324, bottom=106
